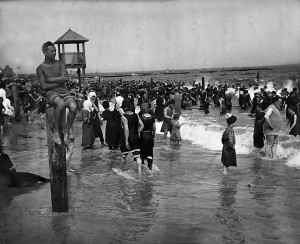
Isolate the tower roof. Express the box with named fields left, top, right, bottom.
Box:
left=54, top=28, right=89, bottom=44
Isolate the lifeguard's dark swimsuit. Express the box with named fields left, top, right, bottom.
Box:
left=38, top=60, right=73, bottom=104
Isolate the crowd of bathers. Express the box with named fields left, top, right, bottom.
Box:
left=1, top=75, right=299, bottom=173
left=1, top=76, right=299, bottom=126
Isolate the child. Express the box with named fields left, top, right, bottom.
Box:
left=221, top=113, right=237, bottom=175
left=170, top=113, right=185, bottom=144
left=2, top=97, right=14, bottom=125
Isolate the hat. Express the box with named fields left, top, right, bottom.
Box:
left=226, top=113, right=237, bottom=125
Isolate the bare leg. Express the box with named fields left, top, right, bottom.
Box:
left=53, top=98, right=65, bottom=145
left=271, top=144, right=278, bottom=159
left=0, top=126, right=3, bottom=133
left=64, top=100, right=77, bottom=142
left=223, top=166, right=228, bottom=175
left=120, top=155, right=127, bottom=171
left=265, top=144, right=271, bottom=158
left=163, top=130, right=168, bottom=140
left=136, top=156, right=142, bottom=175
left=66, top=140, right=75, bottom=165
left=26, top=111, right=31, bottom=122
left=29, top=110, right=33, bottom=122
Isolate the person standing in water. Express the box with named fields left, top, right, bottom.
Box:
left=88, top=91, right=105, bottom=145
left=119, top=99, right=144, bottom=174
left=139, top=103, right=156, bottom=171
left=170, top=113, right=185, bottom=144
left=102, top=100, right=119, bottom=150
left=173, top=89, right=182, bottom=115
left=263, top=95, right=283, bottom=159
left=160, top=100, right=175, bottom=140
left=253, top=108, right=265, bottom=155
left=221, top=114, right=237, bottom=175
left=287, top=106, right=298, bottom=137
left=81, top=99, right=95, bottom=150
left=36, top=41, right=77, bottom=145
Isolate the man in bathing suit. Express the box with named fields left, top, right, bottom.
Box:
left=36, top=41, right=77, bottom=145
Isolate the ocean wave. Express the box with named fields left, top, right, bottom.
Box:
left=156, top=113, right=300, bottom=161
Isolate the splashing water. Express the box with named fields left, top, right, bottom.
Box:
left=286, top=151, right=300, bottom=169
left=156, top=114, right=255, bottom=155
left=246, top=80, right=295, bottom=100
left=156, top=111, right=300, bottom=164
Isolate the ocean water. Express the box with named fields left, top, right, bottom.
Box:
left=1, top=66, right=300, bottom=243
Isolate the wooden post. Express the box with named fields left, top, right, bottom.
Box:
left=77, top=68, right=81, bottom=88
left=45, top=105, right=68, bottom=212
left=58, top=44, right=61, bottom=60
left=82, top=42, right=86, bottom=87
left=202, top=77, right=205, bottom=90
left=82, top=68, right=86, bottom=87
left=82, top=43, right=86, bottom=65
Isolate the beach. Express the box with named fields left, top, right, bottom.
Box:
left=1, top=66, right=300, bottom=243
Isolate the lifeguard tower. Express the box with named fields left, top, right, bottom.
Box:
left=54, top=28, right=89, bottom=88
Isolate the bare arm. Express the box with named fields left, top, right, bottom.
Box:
left=163, top=107, right=172, bottom=119
left=116, top=103, right=125, bottom=116
left=45, top=62, right=69, bottom=83
left=123, top=116, right=130, bottom=148
left=28, top=93, right=40, bottom=102
left=152, top=121, right=156, bottom=137
left=290, top=114, right=297, bottom=130
left=121, top=116, right=129, bottom=148
left=36, top=66, right=60, bottom=91
left=137, top=115, right=144, bottom=133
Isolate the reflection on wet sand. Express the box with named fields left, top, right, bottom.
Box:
left=216, top=176, right=246, bottom=243
left=1, top=114, right=300, bottom=243
left=111, top=181, right=157, bottom=243
left=249, top=158, right=287, bottom=242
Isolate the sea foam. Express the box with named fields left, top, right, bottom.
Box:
left=156, top=113, right=300, bottom=162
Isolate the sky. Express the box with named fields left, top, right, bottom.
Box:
left=0, top=0, right=300, bottom=74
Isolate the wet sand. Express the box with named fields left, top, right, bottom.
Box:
left=1, top=110, right=300, bottom=244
